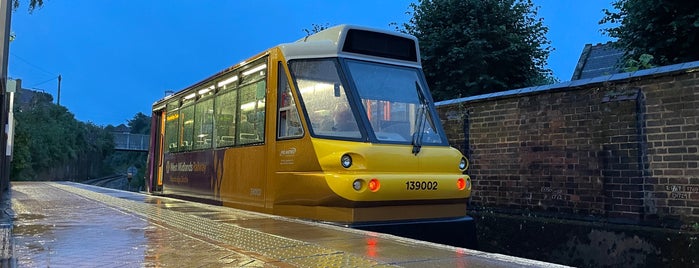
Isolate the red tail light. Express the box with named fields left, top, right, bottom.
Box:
left=368, top=178, right=380, bottom=192
left=457, top=178, right=466, bottom=190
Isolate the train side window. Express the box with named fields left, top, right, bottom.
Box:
left=179, top=100, right=195, bottom=151
left=238, top=80, right=265, bottom=145
left=164, top=110, right=179, bottom=152
left=214, top=88, right=237, bottom=148
left=193, top=97, right=213, bottom=150
left=277, top=62, right=303, bottom=139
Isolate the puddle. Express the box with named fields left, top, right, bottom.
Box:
left=12, top=224, right=52, bottom=236
left=13, top=214, right=45, bottom=221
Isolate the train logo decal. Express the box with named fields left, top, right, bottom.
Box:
left=280, top=147, right=297, bottom=156
left=165, top=161, right=207, bottom=174
left=279, top=147, right=297, bottom=165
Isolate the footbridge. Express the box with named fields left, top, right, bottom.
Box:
left=113, top=133, right=149, bottom=151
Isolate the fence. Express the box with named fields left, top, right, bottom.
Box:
left=113, top=133, right=149, bottom=152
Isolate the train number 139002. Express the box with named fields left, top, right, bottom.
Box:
left=405, top=180, right=438, bottom=190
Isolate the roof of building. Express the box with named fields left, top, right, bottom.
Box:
left=571, top=42, right=625, bottom=80
left=112, top=124, right=131, bottom=133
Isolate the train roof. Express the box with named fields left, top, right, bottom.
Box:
left=153, top=24, right=421, bottom=108
left=279, top=24, right=422, bottom=68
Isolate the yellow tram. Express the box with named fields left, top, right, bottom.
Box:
left=146, top=25, right=472, bottom=226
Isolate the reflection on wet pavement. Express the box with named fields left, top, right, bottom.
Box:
left=11, top=183, right=269, bottom=267
left=7, top=182, right=567, bottom=267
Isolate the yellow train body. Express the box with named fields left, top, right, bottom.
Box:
left=147, top=25, right=472, bottom=226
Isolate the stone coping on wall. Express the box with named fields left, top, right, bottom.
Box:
left=435, top=60, right=699, bottom=106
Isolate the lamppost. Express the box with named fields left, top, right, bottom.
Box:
left=0, top=0, right=13, bottom=191
left=57, top=74, right=61, bottom=105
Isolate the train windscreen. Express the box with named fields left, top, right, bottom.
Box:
left=290, top=58, right=445, bottom=145
left=345, top=59, right=443, bottom=145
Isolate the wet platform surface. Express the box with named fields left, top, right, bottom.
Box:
left=7, top=182, right=567, bottom=267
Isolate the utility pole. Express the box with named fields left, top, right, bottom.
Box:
left=57, top=74, right=62, bottom=105
left=0, top=0, right=13, bottom=192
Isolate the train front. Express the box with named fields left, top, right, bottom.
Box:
left=276, top=25, right=473, bottom=233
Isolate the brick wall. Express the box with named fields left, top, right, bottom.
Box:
left=437, top=64, right=699, bottom=229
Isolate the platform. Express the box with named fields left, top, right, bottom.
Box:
left=5, top=182, right=567, bottom=267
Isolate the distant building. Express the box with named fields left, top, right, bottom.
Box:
left=13, top=81, right=54, bottom=112
left=571, top=42, right=625, bottom=80
left=112, top=124, right=131, bottom=133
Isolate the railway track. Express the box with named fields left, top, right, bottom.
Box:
left=81, top=174, right=128, bottom=189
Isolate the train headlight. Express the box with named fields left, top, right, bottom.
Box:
left=352, top=179, right=363, bottom=191
left=459, top=157, right=468, bottom=171
left=341, top=154, right=352, bottom=168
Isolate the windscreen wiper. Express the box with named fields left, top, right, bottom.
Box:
left=412, top=82, right=428, bottom=155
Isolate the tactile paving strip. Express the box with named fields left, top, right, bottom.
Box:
left=51, top=183, right=397, bottom=267
left=12, top=183, right=269, bottom=267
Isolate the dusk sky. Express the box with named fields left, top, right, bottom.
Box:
left=8, top=1, right=614, bottom=126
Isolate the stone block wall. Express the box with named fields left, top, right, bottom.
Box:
left=437, top=65, right=699, bottom=228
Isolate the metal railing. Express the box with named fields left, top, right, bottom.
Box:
left=113, top=133, right=149, bottom=151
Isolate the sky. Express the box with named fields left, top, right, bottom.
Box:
left=8, top=0, right=614, bottom=126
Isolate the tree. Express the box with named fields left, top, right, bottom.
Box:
left=12, top=0, right=43, bottom=13
left=400, top=0, right=553, bottom=101
left=128, top=112, right=151, bottom=135
left=303, top=23, right=330, bottom=37
left=11, top=98, right=114, bottom=180
left=601, top=0, right=699, bottom=66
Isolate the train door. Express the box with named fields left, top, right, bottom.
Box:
left=271, top=59, right=315, bottom=208
left=147, top=109, right=165, bottom=193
